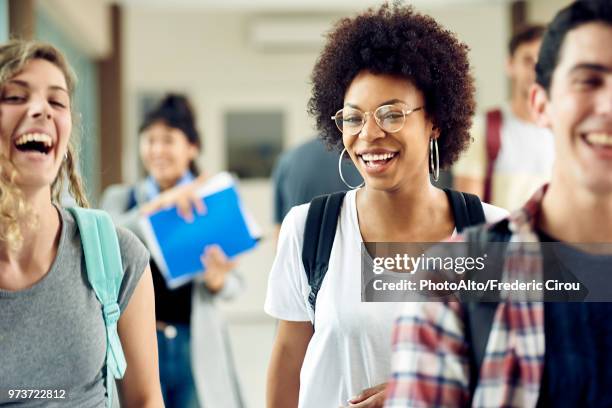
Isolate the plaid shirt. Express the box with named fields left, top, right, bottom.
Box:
left=385, top=186, right=549, bottom=408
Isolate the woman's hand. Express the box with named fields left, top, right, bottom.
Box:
left=139, top=173, right=209, bottom=221
left=200, top=245, right=237, bottom=293
left=341, top=383, right=387, bottom=408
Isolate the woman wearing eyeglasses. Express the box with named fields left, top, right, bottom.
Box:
left=264, top=4, right=507, bottom=408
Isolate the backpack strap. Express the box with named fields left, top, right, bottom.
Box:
left=443, top=188, right=493, bottom=400
left=67, top=207, right=127, bottom=408
left=464, top=191, right=486, bottom=227
left=464, top=300, right=498, bottom=398
left=443, top=189, right=486, bottom=233
left=462, top=223, right=512, bottom=401
left=484, top=109, right=503, bottom=204
left=301, top=192, right=346, bottom=314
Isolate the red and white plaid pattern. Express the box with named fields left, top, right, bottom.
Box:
left=386, top=186, right=549, bottom=408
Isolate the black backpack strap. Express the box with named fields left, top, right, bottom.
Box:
left=462, top=224, right=511, bottom=401
left=441, top=190, right=489, bottom=399
left=464, top=300, right=498, bottom=400
left=443, top=189, right=486, bottom=232
left=462, top=192, right=486, bottom=227
left=301, top=192, right=346, bottom=313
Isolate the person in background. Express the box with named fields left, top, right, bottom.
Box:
left=272, top=136, right=361, bottom=233
left=264, top=4, right=507, bottom=408
left=0, top=40, right=163, bottom=407
left=386, top=1, right=612, bottom=406
left=454, top=24, right=555, bottom=211
left=101, top=94, right=245, bottom=408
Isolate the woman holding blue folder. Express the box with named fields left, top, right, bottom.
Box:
left=101, top=94, right=245, bottom=408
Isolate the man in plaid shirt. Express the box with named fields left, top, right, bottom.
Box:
left=386, top=1, right=612, bottom=407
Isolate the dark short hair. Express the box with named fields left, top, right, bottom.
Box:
left=536, top=0, right=612, bottom=91
left=139, top=94, right=201, bottom=175
left=508, top=24, right=546, bottom=56
left=308, top=3, right=475, bottom=169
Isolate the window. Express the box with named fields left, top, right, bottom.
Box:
left=225, top=110, right=284, bottom=179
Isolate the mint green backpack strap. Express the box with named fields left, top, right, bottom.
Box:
left=67, top=207, right=127, bottom=408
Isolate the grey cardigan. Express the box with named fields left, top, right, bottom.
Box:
left=100, top=181, right=246, bottom=408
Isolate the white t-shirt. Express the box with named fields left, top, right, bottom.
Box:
left=264, top=189, right=508, bottom=408
left=453, top=105, right=555, bottom=212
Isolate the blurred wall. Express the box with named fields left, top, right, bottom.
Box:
left=123, top=3, right=509, bottom=181
left=122, top=9, right=332, bottom=181
left=36, top=0, right=111, bottom=59
left=529, top=0, right=573, bottom=23
left=0, top=0, right=7, bottom=42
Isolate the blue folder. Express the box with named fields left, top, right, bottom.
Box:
left=140, top=173, right=260, bottom=288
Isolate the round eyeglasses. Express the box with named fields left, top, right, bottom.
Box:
left=331, top=103, right=423, bottom=136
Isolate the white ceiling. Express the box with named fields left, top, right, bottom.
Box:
left=115, top=0, right=512, bottom=13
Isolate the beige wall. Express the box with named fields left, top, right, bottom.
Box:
left=123, top=2, right=510, bottom=178
left=37, top=0, right=111, bottom=58
left=528, top=0, right=572, bottom=24
left=123, top=9, right=333, bottom=180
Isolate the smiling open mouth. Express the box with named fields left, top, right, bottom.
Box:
left=583, top=132, right=612, bottom=148
left=359, top=152, right=397, bottom=167
left=14, top=133, right=54, bottom=155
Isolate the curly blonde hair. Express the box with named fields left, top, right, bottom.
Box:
left=0, top=40, right=89, bottom=252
